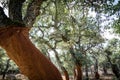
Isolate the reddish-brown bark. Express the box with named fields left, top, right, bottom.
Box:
left=74, top=64, right=82, bottom=80
left=63, top=69, right=69, bottom=80
left=0, top=26, right=62, bottom=80
left=95, top=72, right=100, bottom=79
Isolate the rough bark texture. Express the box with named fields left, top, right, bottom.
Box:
left=0, top=27, right=62, bottom=80
left=0, top=0, right=63, bottom=80
left=8, top=0, right=25, bottom=23
left=24, top=0, right=43, bottom=27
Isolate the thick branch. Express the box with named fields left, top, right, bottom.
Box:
left=0, top=7, right=25, bottom=27
left=69, top=47, right=81, bottom=65
left=85, top=44, right=96, bottom=52
left=41, top=39, right=62, bottom=68
left=24, top=0, right=44, bottom=27
left=0, top=6, right=12, bottom=27
left=43, top=39, right=69, bottom=80
left=8, top=0, right=25, bottom=23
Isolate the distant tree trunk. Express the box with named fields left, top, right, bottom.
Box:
left=106, top=52, right=120, bottom=79
left=74, top=64, right=82, bottom=80
left=61, top=67, right=69, bottom=80
left=90, top=66, right=94, bottom=76
left=85, top=64, right=89, bottom=80
left=0, top=65, right=2, bottom=74
left=107, top=55, right=120, bottom=79
left=102, top=63, right=108, bottom=75
left=94, top=72, right=100, bottom=80
left=111, top=64, right=120, bottom=79
left=54, top=51, right=69, bottom=80
left=70, top=47, right=83, bottom=80
left=44, top=40, right=69, bottom=80
left=2, top=59, right=10, bottom=80
left=93, top=57, right=100, bottom=80
left=60, top=67, right=69, bottom=80
left=0, top=27, right=62, bottom=80
left=52, top=48, right=69, bottom=80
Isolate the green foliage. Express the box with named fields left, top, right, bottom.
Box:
left=28, top=0, right=106, bottom=75
left=0, top=48, right=18, bottom=73
left=1, top=0, right=120, bottom=77
left=113, top=19, right=120, bottom=33
left=101, top=38, right=120, bottom=68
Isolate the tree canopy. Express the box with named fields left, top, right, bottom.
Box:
left=0, top=0, right=120, bottom=80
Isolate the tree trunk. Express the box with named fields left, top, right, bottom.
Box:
left=74, top=64, right=82, bottom=80
left=69, top=47, right=83, bottom=80
left=45, top=41, right=69, bottom=80
left=106, top=54, right=120, bottom=79
left=103, top=63, right=108, bottom=75
left=85, top=64, right=89, bottom=80
left=62, top=69, right=69, bottom=80
left=54, top=51, right=69, bottom=80
left=94, top=58, right=100, bottom=80
left=111, top=64, right=120, bottom=79
left=94, top=72, right=100, bottom=80
left=0, top=27, right=62, bottom=80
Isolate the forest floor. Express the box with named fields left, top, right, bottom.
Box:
left=61, top=74, right=115, bottom=80
left=67, top=71, right=115, bottom=80
left=0, top=72, right=115, bottom=80
left=83, top=70, right=115, bottom=80
left=88, top=74, right=114, bottom=80
left=68, top=74, right=114, bottom=80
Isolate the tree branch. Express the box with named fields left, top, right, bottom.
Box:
left=0, top=6, right=12, bottom=27
left=69, top=47, right=82, bottom=65
left=0, top=6, right=25, bottom=27
left=85, top=44, right=96, bottom=52
left=23, top=0, right=44, bottom=27
left=38, top=26, right=44, bottom=38
left=43, top=39, right=65, bottom=71
left=8, top=0, right=25, bottom=23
